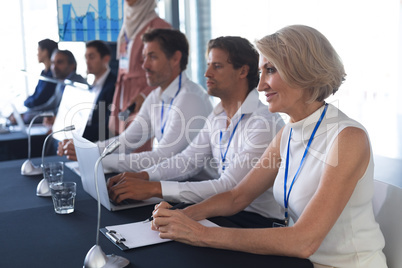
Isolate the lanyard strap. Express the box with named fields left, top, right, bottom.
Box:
left=161, top=73, right=182, bottom=136
left=219, top=114, right=245, bottom=171
left=124, top=32, right=129, bottom=49
left=283, top=103, right=328, bottom=224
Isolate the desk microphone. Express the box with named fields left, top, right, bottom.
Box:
left=84, top=139, right=129, bottom=268
left=36, top=125, right=75, bottom=197
left=21, top=70, right=89, bottom=90
left=21, top=112, right=54, bottom=176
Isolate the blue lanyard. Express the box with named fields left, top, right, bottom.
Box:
left=124, top=32, right=129, bottom=50
left=283, top=103, right=328, bottom=225
left=219, top=114, right=245, bottom=172
left=161, top=73, right=182, bottom=136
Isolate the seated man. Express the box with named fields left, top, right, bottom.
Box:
left=57, top=41, right=116, bottom=152
left=51, top=49, right=88, bottom=87
left=107, top=36, right=285, bottom=227
left=58, top=29, right=213, bottom=170
left=81, top=40, right=116, bottom=142
left=43, top=49, right=88, bottom=127
left=43, top=49, right=88, bottom=154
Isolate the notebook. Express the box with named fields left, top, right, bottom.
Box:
left=73, top=135, right=162, bottom=211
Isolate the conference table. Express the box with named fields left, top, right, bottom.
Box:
left=0, top=156, right=313, bottom=268
left=0, top=126, right=48, bottom=161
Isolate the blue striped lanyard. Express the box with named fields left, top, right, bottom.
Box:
left=283, top=103, right=328, bottom=226
left=219, top=114, right=245, bottom=172
left=161, top=73, right=182, bottom=136
left=123, top=32, right=130, bottom=50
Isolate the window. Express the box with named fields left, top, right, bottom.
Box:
left=0, top=0, right=58, bottom=116
left=189, top=0, right=402, bottom=159
left=2, top=0, right=402, bottom=160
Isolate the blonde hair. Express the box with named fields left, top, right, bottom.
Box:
left=256, top=25, right=346, bottom=102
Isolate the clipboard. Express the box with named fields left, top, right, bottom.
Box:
left=101, top=219, right=219, bottom=251
left=100, top=228, right=130, bottom=251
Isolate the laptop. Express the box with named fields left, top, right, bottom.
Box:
left=73, top=135, right=162, bottom=211
left=0, top=104, right=48, bottom=135
left=11, top=104, right=27, bottom=133
left=52, top=85, right=93, bottom=142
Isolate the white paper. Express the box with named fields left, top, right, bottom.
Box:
left=105, top=219, right=219, bottom=249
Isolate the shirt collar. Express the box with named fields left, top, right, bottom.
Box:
left=160, top=72, right=187, bottom=102
left=213, top=88, right=260, bottom=119
left=42, top=68, right=53, bottom=77
left=65, top=72, right=73, bottom=81
left=91, top=67, right=110, bottom=90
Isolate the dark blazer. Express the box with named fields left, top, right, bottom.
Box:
left=83, top=71, right=116, bottom=142
left=24, top=69, right=57, bottom=108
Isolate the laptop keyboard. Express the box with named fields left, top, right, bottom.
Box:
left=110, top=198, right=141, bottom=206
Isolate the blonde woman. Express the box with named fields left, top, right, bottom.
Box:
left=151, top=25, right=387, bottom=268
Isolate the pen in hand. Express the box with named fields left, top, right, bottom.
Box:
left=143, top=202, right=187, bottom=223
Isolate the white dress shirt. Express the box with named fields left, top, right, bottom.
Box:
left=100, top=72, right=213, bottom=172
left=87, top=68, right=110, bottom=122
left=143, top=89, right=285, bottom=219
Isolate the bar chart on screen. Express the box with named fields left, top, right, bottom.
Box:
left=58, top=0, right=124, bottom=42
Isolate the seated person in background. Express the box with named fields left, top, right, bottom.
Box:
left=150, top=25, right=387, bottom=267
left=106, top=36, right=285, bottom=228
left=22, top=39, right=58, bottom=123
left=43, top=49, right=87, bottom=127
left=81, top=40, right=116, bottom=142
left=57, top=40, right=116, bottom=154
left=58, top=29, right=213, bottom=170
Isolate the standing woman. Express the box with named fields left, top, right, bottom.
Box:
left=109, top=0, right=170, bottom=136
left=151, top=25, right=387, bottom=268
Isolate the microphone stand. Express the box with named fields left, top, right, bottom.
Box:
left=36, top=125, right=75, bottom=197
left=21, top=112, right=54, bottom=176
left=84, top=139, right=129, bottom=268
left=20, top=69, right=89, bottom=90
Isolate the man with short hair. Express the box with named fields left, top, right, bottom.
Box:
left=42, top=49, right=87, bottom=127
left=107, top=36, right=285, bottom=227
left=81, top=40, right=116, bottom=142
left=57, top=41, right=116, bottom=154
left=57, top=40, right=116, bottom=156
left=59, top=29, right=213, bottom=170
left=51, top=49, right=87, bottom=90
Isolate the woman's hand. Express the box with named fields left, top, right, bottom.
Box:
left=131, top=94, right=145, bottom=114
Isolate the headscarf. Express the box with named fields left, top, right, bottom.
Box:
left=116, top=0, right=158, bottom=59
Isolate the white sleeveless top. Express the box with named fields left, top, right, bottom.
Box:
left=273, top=103, right=387, bottom=267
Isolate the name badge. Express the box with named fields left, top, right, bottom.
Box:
left=119, top=55, right=129, bottom=71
